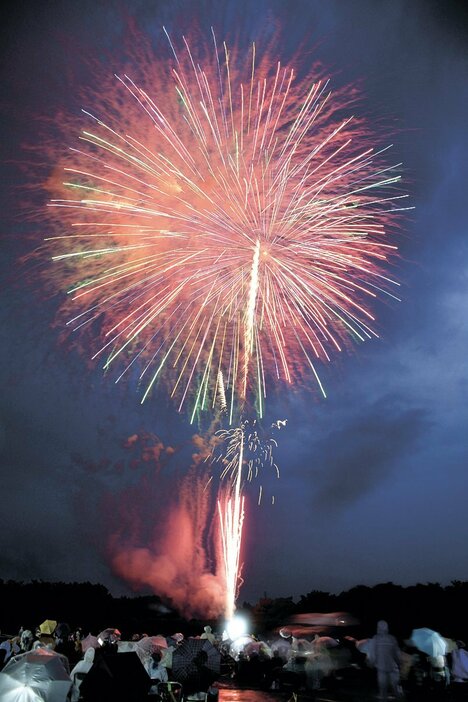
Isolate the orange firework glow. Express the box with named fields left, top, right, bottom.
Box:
left=42, top=29, right=407, bottom=425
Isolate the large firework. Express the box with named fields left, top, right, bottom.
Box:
left=44, top=30, right=406, bottom=425
left=41, top=30, right=408, bottom=620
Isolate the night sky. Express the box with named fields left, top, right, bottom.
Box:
left=1, top=0, right=468, bottom=614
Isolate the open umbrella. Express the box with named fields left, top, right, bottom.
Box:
left=117, top=641, right=138, bottom=653
left=39, top=620, right=57, bottom=636
left=410, top=628, right=447, bottom=658
left=0, top=677, right=42, bottom=702
left=80, top=651, right=150, bottom=702
left=152, top=635, right=169, bottom=650
left=97, top=628, right=121, bottom=645
left=137, top=635, right=168, bottom=654
left=81, top=634, right=100, bottom=653
left=0, top=648, right=71, bottom=702
left=229, top=635, right=255, bottom=660
left=134, top=635, right=168, bottom=665
left=171, top=638, right=220, bottom=693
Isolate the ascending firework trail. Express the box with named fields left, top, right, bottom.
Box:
left=40, top=28, right=408, bottom=619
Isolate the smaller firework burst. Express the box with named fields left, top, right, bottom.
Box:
left=212, top=417, right=287, bottom=619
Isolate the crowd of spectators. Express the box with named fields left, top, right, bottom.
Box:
left=1, top=618, right=468, bottom=700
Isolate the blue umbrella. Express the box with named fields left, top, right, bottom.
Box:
left=410, top=628, right=447, bottom=657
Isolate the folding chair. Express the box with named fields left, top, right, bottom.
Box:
left=156, top=680, right=183, bottom=702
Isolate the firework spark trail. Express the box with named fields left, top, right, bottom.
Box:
left=217, top=440, right=245, bottom=622
left=216, top=368, right=228, bottom=415
left=213, top=417, right=285, bottom=618
left=216, top=423, right=249, bottom=621
left=44, top=31, right=408, bottom=422
left=243, top=238, right=261, bottom=400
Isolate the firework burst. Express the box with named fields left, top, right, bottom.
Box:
left=211, top=416, right=287, bottom=618
left=43, top=30, right=407, bottom=423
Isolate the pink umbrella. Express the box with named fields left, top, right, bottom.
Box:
left=137, top=636, right=168, bottom=654
left=81, top=635, right=100, bottom=653
left=152, top=635, right=169, bottom=650
left=136, top=636, right=169, bottom=664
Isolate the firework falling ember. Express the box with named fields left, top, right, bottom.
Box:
left=44, top=30, right=407, bottom=422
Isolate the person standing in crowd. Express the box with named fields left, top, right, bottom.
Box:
left=145, top=648, right=168, bottom=695
left=201, top=626, right=216, bottom=645
left=368, top=620, right=402, bottom=701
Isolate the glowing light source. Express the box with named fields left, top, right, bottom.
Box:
left=226, top=613, right=249, bottom=641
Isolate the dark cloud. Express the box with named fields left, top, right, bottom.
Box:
left=309, top=398, right=431, bottom=511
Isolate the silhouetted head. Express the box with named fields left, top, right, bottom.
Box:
left=151, top=649, right=162, bottom=663
left=377, top=620, right=389, bottom=634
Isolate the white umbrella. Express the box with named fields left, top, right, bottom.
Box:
left=117, top=641, right=138, bottom=653
left=0, top=648, right=71, bottom=702
left=0, top=674, right=42, bottom=702
left=229, top=635, right=256, bottom=659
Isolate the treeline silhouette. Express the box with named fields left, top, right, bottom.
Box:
left=243, top=581, right=468, bottom=641
left=1, top=579, right=468, bottom=641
